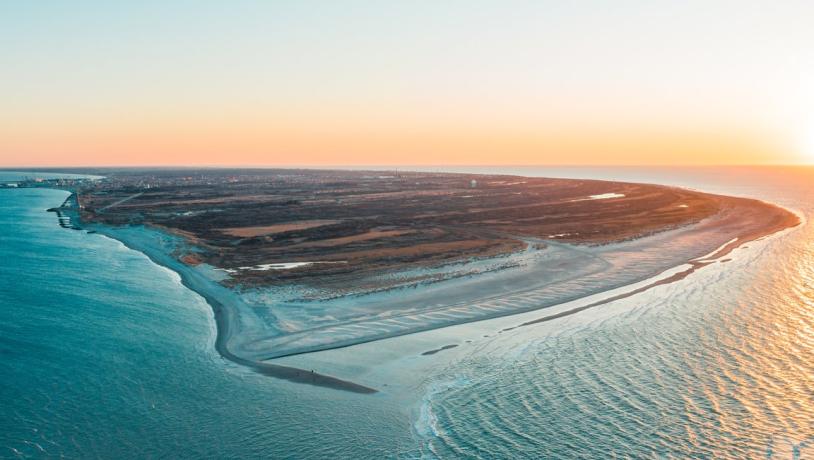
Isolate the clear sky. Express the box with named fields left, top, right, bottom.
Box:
left=2, top=1, right=813, bottom=167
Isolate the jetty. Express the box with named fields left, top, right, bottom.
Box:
left=47, top=193, right=83, bottom=230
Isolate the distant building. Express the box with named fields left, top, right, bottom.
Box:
left=470, top=179, right=478, bottom=188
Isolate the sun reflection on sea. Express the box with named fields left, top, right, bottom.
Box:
left=413, top=167, right=814, bottom=458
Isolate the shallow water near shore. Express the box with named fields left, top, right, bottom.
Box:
left=0, top=182, right=411, bottom=458
left=2, top=167, right=813, bottom=458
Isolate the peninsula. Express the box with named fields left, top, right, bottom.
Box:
left=31, top=168, right=799, bottom=390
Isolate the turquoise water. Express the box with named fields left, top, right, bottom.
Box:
left=2, top=167, right=813, bottom=458
left=0, top=182, right=411, bottom=458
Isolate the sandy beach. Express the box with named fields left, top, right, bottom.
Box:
left=77, top=184, right=799, bottom=391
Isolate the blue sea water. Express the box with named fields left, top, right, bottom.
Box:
left=0, top=178, right=411, bottom=459
left=2, top=167, right=813, bottom=458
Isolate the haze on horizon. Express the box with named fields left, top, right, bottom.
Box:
left=2, top=1, right=814, bottom=167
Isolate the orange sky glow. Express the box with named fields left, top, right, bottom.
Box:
left=2, top=2, right=813, bottom=167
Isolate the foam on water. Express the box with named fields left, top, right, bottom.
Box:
left=405, top=166, right=814, bottom=458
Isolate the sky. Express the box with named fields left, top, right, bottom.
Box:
left=2, top=1, right=814, bottom=167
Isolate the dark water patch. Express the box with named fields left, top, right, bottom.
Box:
left=422, top=344, right=458, bottom=356
left=251, top=360, right=377, bottom=394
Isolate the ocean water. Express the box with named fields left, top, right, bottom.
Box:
left=0, top=179, right=411, bottom=459
left=409, top=166, right=814, bottom=458
left=1, top=167, right=813, bottom=458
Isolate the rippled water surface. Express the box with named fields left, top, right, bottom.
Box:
left=410, top=167, right=814, bottom=458
left=1, top=167, right=813, bottom=458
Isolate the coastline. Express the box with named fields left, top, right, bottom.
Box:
left=5, top=167, right=812, bottom=459
left=238, top=193, right=801, bottom=362
left=43, top=181, right=801, bottom=392
left=86, top=222, right=379, bottom=394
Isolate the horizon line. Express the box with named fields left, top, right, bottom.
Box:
left=2, top=163, right=813, bottom=170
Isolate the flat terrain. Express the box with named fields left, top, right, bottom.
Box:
left=16, top=168, right=799, bottom=383
left=75, top=169, right=722, bottom=291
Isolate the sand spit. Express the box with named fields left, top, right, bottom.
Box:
left=234, top=195, right=799, bottom=362
left=506, top=198, right=800, bottom=330
left=64, top=182, right=799, bottom=393
left=88, top=224, right=378, bottom=394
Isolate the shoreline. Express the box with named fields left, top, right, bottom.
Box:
left=34, top=187, right=379, bottom=393
left=505, top=197, right=802, bottom=331
left=37, top=180, right=801, bottom=393
left=236, top=193, right=800, bottom=362
left=87, top=222, right=379, bottom=394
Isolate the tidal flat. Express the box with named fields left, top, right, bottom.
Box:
left=50, top=168, right=799, bottom=389
left=3, top=167, right=812, bottom=459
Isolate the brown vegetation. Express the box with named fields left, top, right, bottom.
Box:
left=77, top=168, right=725, bottom=289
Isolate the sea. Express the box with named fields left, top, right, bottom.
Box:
left=1, top=167, right=812, bottom=459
